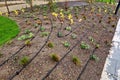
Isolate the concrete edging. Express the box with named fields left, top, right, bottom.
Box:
left=100, top=19, right=120, bottom=80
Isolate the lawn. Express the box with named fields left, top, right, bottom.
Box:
left=0, top=16, right=20, bottom=46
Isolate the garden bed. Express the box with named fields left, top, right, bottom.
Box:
left=0, top=1, right=119, bottom=80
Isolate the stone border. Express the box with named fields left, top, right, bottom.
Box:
left=100, top=19, right=120, bottom=80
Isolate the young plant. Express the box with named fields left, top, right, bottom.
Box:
left=0, top=53, right=3, bottom=58
left=33, top=23, right=39, bottom=28
left=72, top=56, right=81, bottom=65
left=95, top=43, right=100, bottom=49
left=36, top=20, right=42, bottom=25
left=50, top=53, right=60, bottom=62
left=41, top=32, right=49, bottom=37
left=47, top=42, right=54, bottom=48
left=19, top=56, right=29, bottom=66
left=65, top=26, right=72, bottom=31
left=40, top=26, right=45, bottom=32
left=57, top=32, right=63, bottom=37
left=18, top=33, right=34, bottom=40
left=25, top=40, right=31, bottom=47
left=88, top=36, right=94, bottom=42
left=90, top=54, right=99, bottom=62
left=63, top=41, right=70, bottom=48
left=80, top=42, right=90, bottom=49
left=71, top=34, right=77, bottom=39
left=24, top=29, right=31, bottom=34
left=28, top=33, right=34, bottom=38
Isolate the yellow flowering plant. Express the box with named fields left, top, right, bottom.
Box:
left=52, top=12, right=58, bottom=18
left=0, top=11, right=2, bottom=16
left=68, top=14, right=73, bottom=20
left=14, top=10, right=18, bottom=15
left=21, top=8, right=25, bottom=13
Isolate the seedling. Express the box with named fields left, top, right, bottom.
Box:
left=7, top=40, right=13, bottom=45
left=71, top=34, right=77, bottom=39
left=25, top=40, right=31, bottom=47
left=88, top=36, right=94, bottom=42
left=72, top=56, right=81, bottom=65
left=40, top=26, right=45, bottom=32
left=25, top=29, right=31, bottom=34
left=65, top=26, right=72, bottom=31
left=63, top=41, right=70, bottom=48
left=18, top=33, right=34, bottom=40
left=80, top=42, right=90, bottom=49
left=19, top=56, right=29, bottom=66
left=41, top=32, right=49, bottom=37
left=50, top=53, right=60, bottom=62
left=28, top=33, right=34, bottom=38
left=33, top=23, right=39, bottom=28
left=47, top=42, right=54, bottom=48
left=0, top=53, right=3, bottom=58
left=90, top=54, right=99, bottom=62
left=57, top=32, right=63, bottom=37
left=95, top=44, right=100, bottom=48
left=36, top=20, right=42, bottom=25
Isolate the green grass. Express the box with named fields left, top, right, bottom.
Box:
left=0, top=16, right=20, bottom=46
left=96, top=0, right=116, bottom=4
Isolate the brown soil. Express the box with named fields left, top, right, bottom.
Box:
left=0, top=1, right=119, bottom=80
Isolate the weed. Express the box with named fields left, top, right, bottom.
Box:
left=50, top=53, right=60, bottom=62
left=80, top=42, right=90, bottom=49
left=19, top=56, right=29, bottom=66
left=72, top=56, right=81, bottom=65
left=47, top=42, right=54, bottom=48
left=90, top=54, right=99, bottom=62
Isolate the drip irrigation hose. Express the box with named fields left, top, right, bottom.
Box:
left=8, top=19, right=53, bottom=80
left=41, top=24, right=94, bottom=80
left=77, top=20, right=110, bottom=80
left=0, top=19, right=42, bottom=67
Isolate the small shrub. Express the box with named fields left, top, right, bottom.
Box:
left=25, top=40, right=31, bottom=47
left=47, top=42, right=54, bottom=48
left=50, top=53, right=60, bottom=62
left=71, top=34, right=77, bottom=39
left=95, top=44, right=100, bottom=48
left=19, top=56, right=29, bottom=66
left=63, top=41, right=70, bottom=48
left=41, top=32, right=49, bottom=37
left=57, top=32, right=63, bottom=37
left=80, top=42, right=90, bottom=49
left=65, top=26, right=72, bottom=31
left=0, top=53, right=3, bottom=58
left=40, top=26, right=45, bottom=32
left=90, top=54, right=99, bottom=62
left=24, top=29, right=31, bottom=34
left=33, top=23, right=39, bottom=28
left=18, top=33, right=34, bottom=40
left=88, top=36, right=94, bottom=42
left=72, top=56, right=81, bottom=65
